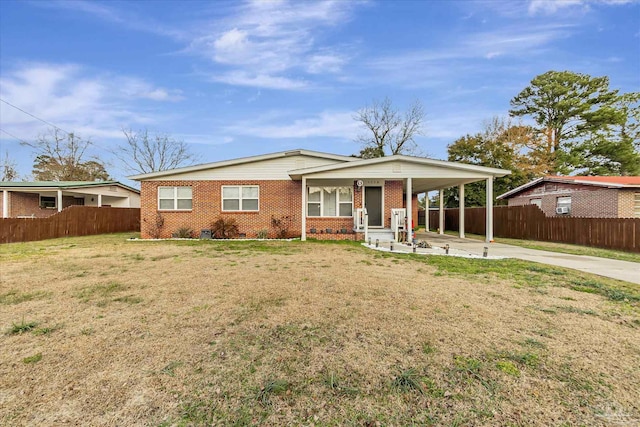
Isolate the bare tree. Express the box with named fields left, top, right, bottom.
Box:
left=1, top=151, right=20, bottom=181
left=354, top=97, right=425, bottom=158
left=22, top=129, right=109, bottom=181
left=113, top=129, right=197, bottom=174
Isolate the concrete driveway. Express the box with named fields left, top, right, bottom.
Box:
left=415, top=232, right=640, bottom=285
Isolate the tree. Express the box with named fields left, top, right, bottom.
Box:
left=509, top=70, right=621, bottom=175
left=354, top=97, right=425, bottom=158
left=24, top=129, right=110, bottom=181
left=445, top=117, right=539, bottom=207
left=1, top=151, right=19, bottom=181
left=579, top=92, right=640, bottom=175
left=113, top=129, right=197, bottom=174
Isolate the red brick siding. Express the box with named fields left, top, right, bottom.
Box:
left=0, top=192, right=82, bottom=218
left=141, top=180, right=302, bottom=239
left=618, top=190, right=638, bottom=218
left=384, top=180, right=404, bottom=228
left=506, top=182, right=625, bottom=218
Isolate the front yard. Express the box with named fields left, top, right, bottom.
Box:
left=1, top=234, right=638, bottom=426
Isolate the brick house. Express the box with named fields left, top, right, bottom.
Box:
left=130, top=149, right=510, bottom=242
left=497, top=176, right=640, bottom=218
left=0, top=181, right=140, bottom=218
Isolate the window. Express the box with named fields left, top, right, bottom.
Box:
left=158, top=186, right=192, bottom=210
left=40, top=196, right=56, bottom=209
left=530, top=198, right=542, bottom=208
left=307, top=186, right=353, bottom=217
left=222, top=185, right=259, bottom=211
left=557, top=196, right=571, bottom=209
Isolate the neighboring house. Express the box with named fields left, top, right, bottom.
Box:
left=130, top=149, right=510, bottom=241
left=497, top=176, right=640, bottom=218
left=0, top=181, right=141, bottom=218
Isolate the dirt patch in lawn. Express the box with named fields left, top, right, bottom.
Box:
left=1, top=234, right=639, bottom=426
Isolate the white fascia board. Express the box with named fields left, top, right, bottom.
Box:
left=496, top=177, right=544, bottom=200
left=289, top=155, right=511, bottom=179
left=128, top=149, right=355, bottom=181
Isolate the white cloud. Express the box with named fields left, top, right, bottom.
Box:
left=528, top=0, right=635, bottom=15
left=189, top=0, right=359, bottom=89
left=0, top=63, right=183, bottom=145
left=224, top=110, right=359, bottom=139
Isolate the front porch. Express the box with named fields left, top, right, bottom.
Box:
left=289, top=155, right=510, bottom=243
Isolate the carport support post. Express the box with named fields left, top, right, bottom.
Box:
left=57, top=189, right=63, bottom=212
left=438, top=189, right=444, bottom=235
left=485, top=177, right=494, bottom=243
left=406, top=177, right=412, bottom=242
left=98, top=194, right=102, bottom=207
left=424, top=192, right=429, bottom=232
left=459, top=184, right=465, bottom=239
left=2, top=190, right=8, bottom=218
left=301, top=176, right=307, bottom=241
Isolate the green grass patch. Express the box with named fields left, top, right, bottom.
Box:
left=0, top=289, right=50, bottom=305
left=8, top=318, right=38, bottom=335
left=496, top=360, right=520, bottom=376
left=392, top=368, right=425, bottom=394
left=256, top=379, right=290, bottom=406
left=75, top=281, right=127, bottom=301
left=22, top=353, right=43, bottom=364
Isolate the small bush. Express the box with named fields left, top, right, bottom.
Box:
left=271, top=215, right=292, bottom=238
left=211, top=217, right=239, bottom=239
left=173, top=226, right=194, bottom=238
left=256, top=229, right=269, bottom=239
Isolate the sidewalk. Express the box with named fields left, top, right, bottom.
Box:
left=415, top=232, right=640, bottom=285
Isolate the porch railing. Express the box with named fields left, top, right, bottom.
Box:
left=391, top=208, right=406, bottom=242
left=354, top=208, right=368, bottom=241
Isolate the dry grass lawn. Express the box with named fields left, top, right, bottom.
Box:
left=1, top=233, right=639, bottom=426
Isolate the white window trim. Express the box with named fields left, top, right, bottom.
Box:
left=40, top=195, right=56, bottom=209
left=158, top=186, right=192, bottom=211
left=307, top=186, right=354, bottom=217
left=221, top=185, right=259, bottom=212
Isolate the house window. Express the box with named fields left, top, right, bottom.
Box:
left=40, top=196, right=56, bottom=209
left=634, top=192, right=640, bottom=218
left=307, top=186, right=353, bottom=217
left=158, top=186, right=192, bottom=210
left=556, top=196, right=571, bottom=214
left=222, top=186, right=259, bottom=211
left=530, top=198, right=542, bottom=208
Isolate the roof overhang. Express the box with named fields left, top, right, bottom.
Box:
left=497, top=176, right=640, bottom=199
left=128, top=149, right=356, bottom=181
left=289, top=155, right=511, bottom=192
left=0, top=181, right=140, bottom=194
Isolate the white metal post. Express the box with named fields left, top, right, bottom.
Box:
left=2, top=190, right=8, bottom=218
left=486, top=177, right=494, bottom=243
left=98, top=194, right=102, bottom=207
left=438, top=189, right=444, bottom=235
left=424, top=192, right=429, bottom=232
left=301, top=177, right=306, bottom=241
left=406, top=177, right=412, bottom=243
left=459, top=184, right=465, bottom=239
left=57, top=189, right=63, bottom=212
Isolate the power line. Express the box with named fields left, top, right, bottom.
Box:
left=0, top=97, right=72, bottom=135
left=0, top=128, right=30, bottom=145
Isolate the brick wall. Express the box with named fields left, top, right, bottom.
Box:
left=0, top=192, right=85, bottom=218
left=140, top=180, right=303, bottom=239
left=506, top=182, right=627, bottom=218
left=140, top=179, right=407, bottom=240
left=618, top=189, right=638, bottom=218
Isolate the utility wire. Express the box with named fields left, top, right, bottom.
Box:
left=0, top=97, right=72, bottom=135
left=0, top=128, right=31, bottom=145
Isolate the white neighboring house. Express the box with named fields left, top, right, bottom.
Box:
left=0, top=181, right=140, bottom=218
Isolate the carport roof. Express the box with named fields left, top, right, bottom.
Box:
left=0, top=181, right=140, bottom=193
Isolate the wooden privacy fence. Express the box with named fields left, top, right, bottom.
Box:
left=0, top=206, right=140, bottom=244
left=427, top=205, right=640, bottom=253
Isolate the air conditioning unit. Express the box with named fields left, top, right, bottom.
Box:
left=556, top=206, right=570, bottom=215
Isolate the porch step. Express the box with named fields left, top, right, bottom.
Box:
left=365, top=228, right=395, bottom=242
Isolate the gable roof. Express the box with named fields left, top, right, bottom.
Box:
left=128, top=149, right=356, bottom=180
left=0, top=181, right=140, bottom=194
left=288, top=154, right=511, bottom=179
left=497, top=175, right=640, bottom=199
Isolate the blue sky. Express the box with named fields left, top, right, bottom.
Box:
left=1, top=0, right=639, bottom=186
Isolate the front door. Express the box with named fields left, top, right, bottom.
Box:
left=365, top=186, right=383, bottom=227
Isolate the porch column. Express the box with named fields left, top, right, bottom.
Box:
left=438, top=189, right=444, bottom=235
left=459, top=184, right=465, bottom=239
left=98, top=194, right=102, bottom=207
left=57, top=189, right=63, bottom=212
left=406, top=177, right=412, bottom=241
left=2, top=190, right=9, bottom=218
left=301, top=177, right=307, bottom=241
left=486, top=177, right=494, bottom=243
left=424, top=192, right=429, bottom=232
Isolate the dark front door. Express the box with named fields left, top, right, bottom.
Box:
left=365, top=186, right=383, bottom=227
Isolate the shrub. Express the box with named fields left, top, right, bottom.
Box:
left=173, top=226, right=194, bottom=238
left=211, top=217, right=239, bottom=239
left=256, top=229, right=269, bottom=239
left=144, top=212, right=164, bottom=238
left=271, top=215, right=292, bottom=238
